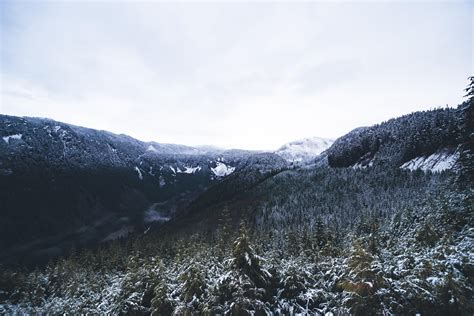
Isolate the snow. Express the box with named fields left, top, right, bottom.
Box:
left=147, top=145, right=157, bottom=152
left=275, top=137, right=334, bottom=162
left=148, top=166, right=155, bottom=176
left=245, top=252, right=251, bottom=266
left=159, top=176, right=166, bottom=187
left=352, top=159, right=374, bottom=170
left=134, top=166, right=143, bottom=180
left=400, top=150, right=459, bottom=172
left=177, top=166, right=202, bottom=174
left=169, top=166, right=176, bottom=173
left=2, top=134, right=22, bottom=144
left=211, top=161, right=235, bottom=177
left=108, top=144, right=117, bottom=153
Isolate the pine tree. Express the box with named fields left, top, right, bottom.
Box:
left=313, top=217, right=328, bottom=250
left=150, top=278, right=173, bottom=316
left=339, top=239, right=388, bottom=315
left=179, top=264, right=205, bottom=303
left=232, top=221, right=271, bottom=289
left=457, top=76, right=474, bottom=188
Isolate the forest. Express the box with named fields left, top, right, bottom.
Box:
left=0, top=81, right=472, bottom=315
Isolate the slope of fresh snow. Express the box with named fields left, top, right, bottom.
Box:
left=400, top=150, right=459, bottom=172
left=275, top=137, right=334, bottom=162
left=2, top=134, right=22, bottom=144
left=177, top=166, right=202, bottom=174
left=211, top=161, right=235, bottom=177
left=134, top=166, right=143, bottom=180
left=147, top=144, right=158, bottom=152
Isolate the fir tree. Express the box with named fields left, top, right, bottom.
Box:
left=232, top=221, right=271, bottom=289
left=457, top=76, right=474, bottom=188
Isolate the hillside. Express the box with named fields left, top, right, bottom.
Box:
left=0, top=115, right=286, bottom=265
left=0, top=102, right=472, bottom=315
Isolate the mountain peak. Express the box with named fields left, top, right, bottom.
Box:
left=275, top=137, right=334, bottom=162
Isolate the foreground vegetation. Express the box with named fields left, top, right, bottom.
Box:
left=1, top=178, right=472, bottom=315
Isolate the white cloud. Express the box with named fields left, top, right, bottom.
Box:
left=1, top=1, right=472, bottom=150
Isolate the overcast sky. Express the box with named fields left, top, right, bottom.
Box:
left=1, top=1, right=472, bottom=150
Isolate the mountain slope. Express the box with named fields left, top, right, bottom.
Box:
left=156, top=106, right=465, bottom=237
left=326, top=106, right=462, bottom=169
left=0, top=115, right=285, bottom=265
left=275, top=137, right=333, bottom=162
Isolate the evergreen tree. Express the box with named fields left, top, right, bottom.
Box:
left=232, top=221, right=272, bottom=289
left=339, top=239, right=388, bottom=315
left=457, top=76, right=474, bottom=188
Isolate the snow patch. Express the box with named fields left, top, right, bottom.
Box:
left=158, top=176, right=166, bottom=187
left=2, top=134, right=22, bottom=144
left=147, top=145, right=157, bottom=152
left=134, top=166, right=143, bottom=180
left=177, top=166, right=202, bottom=174
left=352, top=159, right=374, bottom=170
left=275, top=137, right=334, bottom=162
left=401, top=150, right=458, bottom=172
left=211, top=161, right=235, bottom=177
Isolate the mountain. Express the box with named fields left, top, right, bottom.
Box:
left=275, top=137, right=334, bottom=163
left=0, top=115, right=286, bottom=265
left=326, top=107, right=462, bottom=170
left=0, top=102, right=472, bottom=315
left=0, top=106, right=465, bottom=265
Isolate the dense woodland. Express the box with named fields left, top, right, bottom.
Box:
left=0, top=81, right=472, bottom=315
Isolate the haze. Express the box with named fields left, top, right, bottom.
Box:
left=1, top=1, right=472, bottom=150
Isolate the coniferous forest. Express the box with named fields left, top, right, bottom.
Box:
left=0, top=79, right=472, bottom=315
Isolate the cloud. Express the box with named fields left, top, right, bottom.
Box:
left=1, top=1, right=472, bottom=149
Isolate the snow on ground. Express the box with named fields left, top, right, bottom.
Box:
left=400, top=150, right=459, bottom=172
left=147, top=145, right=157, bottom=152
left=275, top=137, right=334, bottom=162
left=134, top=166, right=143, bottom=180
left=159, top=176, right=166, bottom=187
left=177, top=166, right=202, bottom=174
left=211, top=161, right=235, bottom=177
left=2, top=134, right=22, bottom=144
left=352, top=159, right=374, bottom=170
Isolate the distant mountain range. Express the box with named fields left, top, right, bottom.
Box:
left=0, top=105, right=465, bottom=265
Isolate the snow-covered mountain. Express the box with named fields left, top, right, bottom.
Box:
left=326, top=107, right=462, bottom=170
left=0, top=114, right=286, bottom=265
left=275, top=137, right=334, bottom=162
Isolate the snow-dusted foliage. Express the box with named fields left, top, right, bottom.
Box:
left=1, top=88, right=472, bottom=314
left=326, top=106, right=462, bottom=168
left=1, top=184, right=472, bottom=315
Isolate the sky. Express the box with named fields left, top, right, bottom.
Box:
left=1, top=1, right=472, bottom=150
